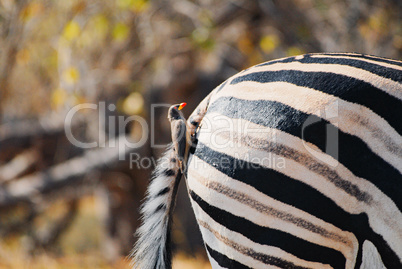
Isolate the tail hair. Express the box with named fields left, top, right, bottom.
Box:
left=131, top=143, right=182, bottom=269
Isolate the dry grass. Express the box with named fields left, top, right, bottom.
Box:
left=0, top=245, right=211, bottom=269
left=172, top=252, right=212, bottom=269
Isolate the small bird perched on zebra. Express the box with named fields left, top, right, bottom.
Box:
left=131, top=53, right=402, bottom=269
left=167, top=102, right=190, bottom=174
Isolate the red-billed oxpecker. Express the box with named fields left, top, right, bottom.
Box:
left=167, top=102, right=189, bottom=174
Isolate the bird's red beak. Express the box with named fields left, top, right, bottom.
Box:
left=178, top=102, right=187, bottom=110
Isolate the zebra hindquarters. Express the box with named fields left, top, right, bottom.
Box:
left=185, top=91, right=401, bottom=268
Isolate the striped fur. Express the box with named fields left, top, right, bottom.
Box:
left=131, top=143, right=182, bottom=269
left=131, top=95, right=211, bottom=268
left=132, top=53, right=402, bottom=269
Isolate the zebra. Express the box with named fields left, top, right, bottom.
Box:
left=131, top=53, right=402, bottom=269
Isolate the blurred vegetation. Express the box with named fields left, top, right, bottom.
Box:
left=0, top=0, right=400, bottom=268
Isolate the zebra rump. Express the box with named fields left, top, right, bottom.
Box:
left=132, top=53, right=402, bottom=269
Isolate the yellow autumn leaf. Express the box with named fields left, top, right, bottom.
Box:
left=260, top=34, right=279, bottom=54
left=92, top=14, right=109, bottom=37
left=51, top=88, right=68, bottom=108
left=112, top=23, right=129, bottom=42
left=368, top=12, right=386, bottom=33
left=117, top=0, right=134, bottom=9
left=122, top=92, right=144, bottom=115
left=117, top=0, right=149, bottom=12
left=131, top=0, right=150, bottom=13
left=63, top=67, right=80, bottom=84
left=287, top=46, right=305, bottom=56
left=63, top=21, right=81, bottom=41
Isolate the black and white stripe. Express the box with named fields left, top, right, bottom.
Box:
left=131, top=143, right=183, bottom=269
left=132, top=53, right=402, bottom=269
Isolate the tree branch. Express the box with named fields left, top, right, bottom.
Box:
left=0, top=135, right=141, bottom=208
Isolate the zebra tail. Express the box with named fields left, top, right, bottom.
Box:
left=131, top=143, right=182, bottom=269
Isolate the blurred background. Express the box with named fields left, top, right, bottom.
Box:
left=0, top=0, right=400, bottom=268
